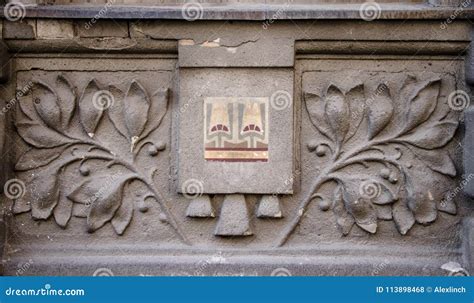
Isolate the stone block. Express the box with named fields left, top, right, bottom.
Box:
left=37, top=20, right=74, bottom=39
left=3, top=20, right=35, bottom=40
left=76, top=20, right=129, bottom=38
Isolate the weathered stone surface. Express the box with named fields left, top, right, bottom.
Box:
left=76, top=20, right=129, bottom=38
left=178, top=38, right=294, bottom=67
left=186, top=195, right=215, bottom=218
left=257, top=195, right=282, bottom=218
left=11, top=3, right=474, bottom=20
left=3, top=20, right=35, bottom=39
left=214, top=194, right=252, bottom=236
left=0, top=14, right=470, bottom=276
left=464, top=107, right=474, bottom=197
left=37, top=19, right=74, bottom=39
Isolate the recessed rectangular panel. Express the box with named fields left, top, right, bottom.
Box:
left=178, top=68, right=294, bottom=194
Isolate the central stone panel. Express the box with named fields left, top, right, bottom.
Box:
left=204, top=97, right=269, bottom=162
left=177, top=68, right=293, bottom=194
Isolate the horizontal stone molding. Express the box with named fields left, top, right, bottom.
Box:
left=295, top=40, right=470, bottom=55
left=3, top=38, right=178, bottom=54
left=4, top=4, right=474, bottom=20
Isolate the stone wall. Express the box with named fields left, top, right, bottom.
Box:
left=0, top=2, right=473, bottom=276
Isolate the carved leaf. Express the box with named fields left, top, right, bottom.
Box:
left=16, top=120, right=73, bottom=148
left=304, top=92, right=333, bottom=141
left=139, top=88, right=169, bottom=140
left=53, top=193, right=73, bottom=228
left=56, top=74, right=76, bottom=129
left=67, top=173, right=132, bottom=233
left=31, top=81, right=62, bottom=131
left=344, top=84, right=365, bottom=142
left=107, top=86, right=128, bottom=139
left=405, top=174, right=437, bottom=225
left=124, top=80, right=150, bottom=138
left=375, top=205, right=392, bottom=220
left=367, top=84, right=393, bottom=139
left=79, top=79, right=103, bottom=137
left=332, top=187, right=355, bottom=235
left=27, top=172, right=60, bottom=220
left=341, top=180, right=377, bottom=233
left=325, top=85, right=349, bottom=146
left=392, top=199, right=415, bottom=235
left=408, top=193, right=437, bottom=225
left=111, top=187, right=134, bottom=235
left=399, top=121, right=458, bottom=150
left=437, top=193, right=457, bottom=215
left=403, top=79, right=441, bottom=133
left=15, top=147, right=63, bottom=171
left=404, top=144, right=456, bottom=176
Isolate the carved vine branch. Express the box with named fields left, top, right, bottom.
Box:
left=13, top=74, right=189, bottom=243
left=277, top=77, right=459, bottom=246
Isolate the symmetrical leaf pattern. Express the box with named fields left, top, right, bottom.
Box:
left=12, top=75, right=185, bottom=241
left=279, top=76, right=459, bottom=245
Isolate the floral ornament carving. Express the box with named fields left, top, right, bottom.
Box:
left=278, top=77, right=459, bottom=246
left=12, top=74, right=188, bottom=242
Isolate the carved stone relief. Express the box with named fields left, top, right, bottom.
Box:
left=10, top=71, right=190, bottom=241
left=5, top=69, right=462, bottom=250
left=277, top=70, right=460, bottom=246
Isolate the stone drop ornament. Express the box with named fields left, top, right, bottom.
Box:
left=278, top=77, right=460, bottom=246
left=12, top=74, right=190, bottom=243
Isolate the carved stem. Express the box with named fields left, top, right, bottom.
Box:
left=58, top=145, right=190, bottom=245
left=276, top=137, right=393, bottom=247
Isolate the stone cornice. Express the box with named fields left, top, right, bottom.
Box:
left=3, top=3, right=474, bottom=20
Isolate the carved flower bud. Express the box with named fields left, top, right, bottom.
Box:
left=148, top=145, right=159, bottom=157
left=315, top=145, right=327, bottom=157
left=155, top=141, right=166, bottom=151
left=380, top=168, right=390, bottom=179
left=318, top=199, right=331, bottom=211
left=389, top=172, right=398, bottom=184
left=158, top=213, right=168, bottom=223
left=138, top=199, right=149, bottom=213
left=79, top=166, right=90, bottom=176
left=307, top=140, right=318, bottom=152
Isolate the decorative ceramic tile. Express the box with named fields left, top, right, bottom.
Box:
left=204, top=97, right=269, bottom=162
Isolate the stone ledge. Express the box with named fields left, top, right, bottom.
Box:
left=5, top=4, right=474, bottom=20
left=2, top=248, right=463, bottom=276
